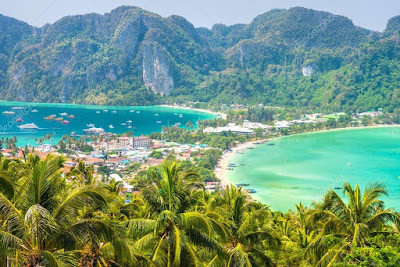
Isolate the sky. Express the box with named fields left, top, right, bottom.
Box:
left=1, top=0, right=400, bottom=32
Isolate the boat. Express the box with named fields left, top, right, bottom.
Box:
left=87, top=123, right=95, bottom=127
left=178, top=114, right=183, bottom=118
left=154, top=114, right=159, bottom=116
left=11, top=107, right=24, bottom=110
left=83, top=127, right=105, bottom=135
left=109, top=125, right=114, bottom=129
left=55, top=117, right=63, bottom=121
left=67, top=115, right=75, bottom=119
left=126, top=120, right=132, bottom=123
left=175, top=122, right=181, bottom=126
left=136, top=111, right=140, bottom=114
left=334, top=187, right=343, bottom=190
left=121, top=123, right=127, bottom=126
left=228, top=163, right=238, bottom=167
left=59, top=112, right=68, bottom=116
left=61, top=120, right=70, bottom=125
left=127, top=126, right=133, bottom=129
left=31, top=109, right=39, bottom=113
left=226, top=168, right=234, bottom=170
left=103, top=110, right=108, bottom=112
left=2, top=111, right=15, bottom=115
left=156, top=121, right=162, bottom=123
left=16, top=118, right=23, bottom=122
left=267, top=143, right=275, bottom=146
left=18, top=123, right=39, bottom=129
left=44, top=115, right=55, bottom=120
left=112, top=111, right=117, bottom=114
left=247, top=189, right=256, bottom=194
left=173, top=113, right=178, bottom=115
left=96, top=111, right=100, bottom=114
left=236, top=183, right=250, bottom=187
left=129, top=110, right=135, bottom=113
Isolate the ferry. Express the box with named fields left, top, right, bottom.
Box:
left=83, top=127, right=105, bottom=135
left=109, top=125, right=114, bottom=129
left=31, top=109, right=39, bottom=113
left=87, top=123, right=95, bottom=127
left=61, top=120, right=70, bottom=125
left=11, top=107, right=24, bottom=110
left=2, top=111, right=15, bottom=115
left=18, top=123, right=39, bottom=129
left=16, top=118, right=23, bottom=122
left=60, top=112, right=68, bottom=116
left=67, top=115, right=75, bottom=119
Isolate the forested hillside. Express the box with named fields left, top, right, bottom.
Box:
left=1, top=6, right=400, bottom=111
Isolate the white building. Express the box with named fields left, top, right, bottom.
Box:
left=274, top=121, right=291, bottom=131
left=242, top=120, right=271, bottom=131
left=203, top=123, right=254, bottom=136
left=133, top=135, right=151, bottom=148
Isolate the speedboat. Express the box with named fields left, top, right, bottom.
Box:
left=136, top=111, right=140, bottom=114
left=173, top=113, right=178, bottom=115
left=87, top=123, right=95, bottom=127
left=61, top=120, right=70, bottom=125
left=126, top=120, right=132, bottom=123
left=60, top=112, right=68, bottom=116
left=156, top=121, right=162, bottom=123
left=178, top=114, right=183, bottom=118
left=96, top=111, right=100, bottom=114
left=109, top=125, right=114, bottom=129
left=44, top=115, right=55, bottom=120
left=11, top=107, right=24, bottom=110
left=2, top=111, right=15, bottom=115
left=55, top=117, right=63, bottom=121
left=121, top=123, right=127, bottom=126
left=103, top=110, right=108, bottom=112
left=18, top=123, right=39, bottom=129
left=154, top=114, right=159, bottom=116
left=67, top=114, right=75, bottom=119
left=129, top=110, right=135, bottom=113
left=16, top=118, right=23, bottom=122
left=112, top=111, right=117, bottom=114
left=31, top=109, right=39, bottom=113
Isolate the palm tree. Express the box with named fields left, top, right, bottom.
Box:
left=0, top=153, right=138, bottom=266
left=213, top=186, right=280, bottom=267
left=130, top=162, right=224, bottom=266
left=68, top=160, right=96, bottom=186
left=306, top=182, right=400, bottom=266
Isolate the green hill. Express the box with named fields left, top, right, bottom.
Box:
left=0, top=6, right=400, bottom=111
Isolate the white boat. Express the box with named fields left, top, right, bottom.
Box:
left=83, top=127, right=105, bottom=135
left=12, top=107, right=24, bottom=110
left=96, top=111, right=100, bottom=114
left=136, top=111, right=140, bottom=114
left=154, top=113, right=159, bottom=116
left=31, top=109, right=39, bottom=113
left=2, top=111, right=15, bottom=115
left=103, top=110, right=108, bottom=112
left=112, top=111, right=117, bottom=114
left=173, top=113, right=178, bottom=115
left=156, top=121, right=162, bottom=123
left=179, top=114, right=183, bottom=118
left=109, top=125, right=114, bottom=129
left=18, top=123, right=39, bottom=129
left=126, top=120, right=132, bottom=123
left=127, top=126, right=132, bottom=129
left=129, top=110, right=135, bottom=113
left=87, top=123, right=95, bottom=127
left=59, top=112, right=68, bottom=116
left=121, top=123, right=127, bottom=126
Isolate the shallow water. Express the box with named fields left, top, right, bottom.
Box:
left=0, top=101, right=215, bottom=146
left=225, top=127, right=400, bottom=211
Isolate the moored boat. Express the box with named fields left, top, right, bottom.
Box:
left=18, top=123, right=39, bottom=129
left=2, top=111, right=15, bottom=115
left=61, top=120, right=70, bottom=125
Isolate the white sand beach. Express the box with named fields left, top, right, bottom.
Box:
left=159, top=104, right=227, bottom=120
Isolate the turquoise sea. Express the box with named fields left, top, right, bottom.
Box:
left=225, top=127, right=400, bottom=212
left=0, top=101, right=215, bottom=146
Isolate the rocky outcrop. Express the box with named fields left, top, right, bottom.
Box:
left=142, top=42, right=174, bottom=96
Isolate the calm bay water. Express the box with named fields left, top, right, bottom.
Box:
left=226, top=127, right=400, bottom=211
left=0, top=101, right=215, bottom=146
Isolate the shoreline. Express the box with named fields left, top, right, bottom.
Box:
left=215, top=124, right=400, bottom=187
left=159, top=104, right=227, bottom=120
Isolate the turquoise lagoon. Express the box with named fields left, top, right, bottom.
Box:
left=0, top=101, right=216, bottom=146
left=225, top=127, right=400, bottom=211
